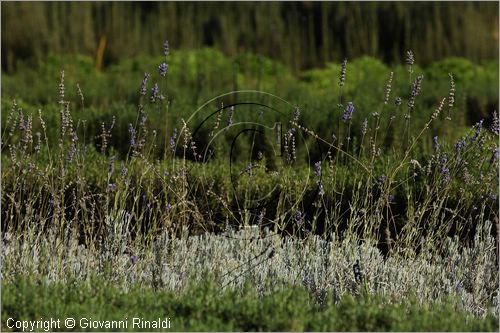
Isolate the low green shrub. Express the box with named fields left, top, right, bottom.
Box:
left=2, top=275, right=498, bottom=331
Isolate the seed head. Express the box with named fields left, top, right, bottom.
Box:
left=59, top=70, right=65, bottom=104
left=432, top=98, right=446, bottom=120
left=339, top=59, right=347, bottom=87
left=406, top=50, right=415, bottom=66
left=384, top=72, right=394, bottom=105
left=76, top=83, right=84, bottom=105
left=408, top=75, right=424, bottom=108
left=448, top=73, right=455, bottom=108
left=361, top=119, right=368, bottom=135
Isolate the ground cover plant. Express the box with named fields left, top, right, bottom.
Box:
left=1, top=40, right=499, bottom=331
left=3, top=274, right=499, bottom=332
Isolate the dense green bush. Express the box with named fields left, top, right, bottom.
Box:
left=3, top=275, right=498, bottom=331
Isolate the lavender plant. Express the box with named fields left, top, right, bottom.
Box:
left=0, top=43, right=498, bottom=321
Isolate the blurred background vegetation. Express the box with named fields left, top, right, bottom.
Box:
left=1, top=1, right=498, bottom=73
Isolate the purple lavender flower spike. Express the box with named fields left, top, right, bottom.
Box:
left=140, top=72, right=149, bottom=96
left=433, top=136, right=440, bottom=152
left=342, top=102, right=355, bottom=122
left=151, top=83, right=159, bottom=102
left=314, top=161, right=321, bottom=177
left=169, top=128, right=177, bottom=154
left=159, top=62, right=168, bottom=77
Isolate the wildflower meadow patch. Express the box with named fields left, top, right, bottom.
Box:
left=1, top=23, right=499, bottom=332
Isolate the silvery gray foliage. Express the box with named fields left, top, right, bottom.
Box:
left=1, top=220, right=498, bottom=318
